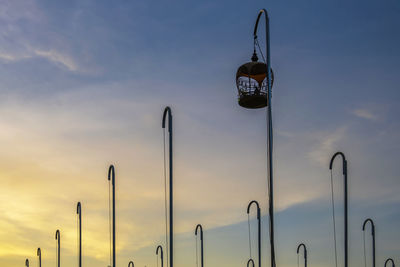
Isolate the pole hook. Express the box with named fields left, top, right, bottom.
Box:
left=296, top=243, right=307, bottom=267
left=385, top=259, right=395, bottom=267
left=156, top=245, right=164, bottom=267
left=247, top=200, right=261, bottom=267
left=329, top=151, right=348, bottom=267
left=55, top=229, right=60, bottom=267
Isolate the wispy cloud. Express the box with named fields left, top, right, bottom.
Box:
left=308, top=127, right=347, bottom=166
left=0, top=53, right=19, bottom=62
left=34, top=49, right=79, bottom=72
left=0, top=1, right=85, bottom=73
left=0, top=49, right=82, bottom=72
left=352, top=108, right=378, bottom=121
left=0, top=0, right=42, bottom=22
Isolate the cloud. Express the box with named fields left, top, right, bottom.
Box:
left=0, top=1, right=84, bottom=73
left=0, top=0, right=42, bottom=22
left=308, top=127, right=346, bottom=166
left=34, top=49, right=79, bottom=72
left=0, top=52, right=32, bottom=62
left=352, top=108, right=378, bottom=121
left=0, top=48, right=82, bottom=72
left=0, top=53, right=17, bottom=61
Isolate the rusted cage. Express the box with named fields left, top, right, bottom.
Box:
left=236, top=55, right=274, bottom=109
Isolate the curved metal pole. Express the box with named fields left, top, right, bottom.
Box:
left=25, top=259, right=29, bottom=267
left=385, top=259, right=395, bottom=267
left=362, top=218, right=375, bottom=267
left=329, top=152, right=348, bottom=267
left=247, top=201, right=261, bottom=267
left=253, top=8, right=275, bottom=267
left=195, top=224, right=204, bottom=267
left=37, top=248, right=41, bottom=267
left=162, top=106, right=173, bottom=267
left=296, top=243, right=307, bottom=267
left=156, top=245, right=164, bottom=267
left=77, top=202, right=82, bottom=267
left=128, top=261, right=134, bottom=267
left=108, top=165, right=116, bottom=267
left=247, top=259, right=255, bottom=267
left=55, top=229, right=60, bottom=267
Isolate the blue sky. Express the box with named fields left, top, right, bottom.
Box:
left=0, top=0, right=399, bottom=267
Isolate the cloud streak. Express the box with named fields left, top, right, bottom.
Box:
left=352, top=108, right=378, bottom=121
left=34, top=49, right=79, bottom=72
left=308, top=127, right=347, bottom=166
left=0, top=0, right=88, bottom=74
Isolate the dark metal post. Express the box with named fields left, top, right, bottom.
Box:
left=362, top=218, right=375, bottom=267
left=156, top=245, right=163, bottom=267
left=385, top=259, right=395, bottom=267
left=195, top=224, right=204, bottom=267
left=296, top=243, right=307, bottom=267
left=329, top=152, right=348, bottom=267
left=37, top=248, right=41, bottom=267
left=162, top=107, right=173, bottom=267
left=25, top=259, right=29, bottom=267
left=128, top=261, right=134, bottom=267
left=77, top=202, right=82, bottom=267
left=253, top=9, right=275, bottom=267
left=108, top=165, right=116, bottom=267
left=55, top=230, right=60, bottom=267
left=247, top=201, right=261, bottom=267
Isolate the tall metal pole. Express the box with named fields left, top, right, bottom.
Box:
left=362, top=218, right=375, bottom=267
left=329, top=152, right=348, bottom=267
left=162, top=107, right=173, bottom=267
left=247, top=201, right=261, bottom=267
left=195, top=224, right=204, bottom=267
left=108, top=165, right=116, bottom=267
left=296, top=243, right=307, bottom=267
left=253, top=9, right=275, bottom=267
left=156, top=245, right=163, bottom=267
left=77, top=202, right=82, bottom=267
left=37, top=248, right=41, bottom=267
left=55, top=230, right=60, bottom=267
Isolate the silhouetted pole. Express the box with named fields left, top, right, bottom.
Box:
left=25, top=259, right=29, bottom=267
left=108, top=165, right=116, bottom=267
left=37, top=248, right=41, bottom=267
left=253, top=9, right=276, bottom=267
left=247, top=201, right=261, bottom=267
left=156, top=245, right=163, bottom=267
left=195, top=224, right=204, bottom=267
left=55, top=229, right=60, bottom=267
left=162, top=106, right=173, bottom=267
left=385, top=259, right=395, bottom=267
left=77, top=202, right=82, bottom=267
left=362, top=218, right=375, bottom=267
left=329, top=152, right=348, bottom=267
left=296, top=243, right=307, bottom=267
left=128, top=261, right=134, bottom=267
left=247, top=259, right=255, bottom=267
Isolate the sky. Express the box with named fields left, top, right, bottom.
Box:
left=0, top=0, right=400, bottom=267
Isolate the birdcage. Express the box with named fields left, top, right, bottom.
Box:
left=236, top=52, right=274, bottom=109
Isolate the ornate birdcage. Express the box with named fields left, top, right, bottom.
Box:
left=236, top=51, right=274, bottom=109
